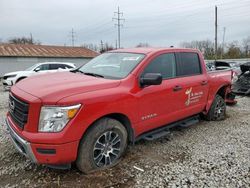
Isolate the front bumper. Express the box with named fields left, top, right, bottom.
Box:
left=5, top=118, right=79, bottom=165
left=2, top=79, right=13, bottom=90
left=5, top=118, right=37, bottom=163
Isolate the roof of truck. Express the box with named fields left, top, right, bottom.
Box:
left=111, top=47, right=199, bottom=54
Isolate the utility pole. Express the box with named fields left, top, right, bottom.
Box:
left=30, top=33, right=33, bottom=44
left=215, top=6, right=218, bottom=60
left=70, top=28, right=76, bottom=47
left=100, top=40, right=104, bottom=52
left=113, top=6, right=125, bottom=49
left=221, top=27, right=226, bottom=59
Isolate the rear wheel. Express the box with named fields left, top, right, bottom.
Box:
left=76, top=118, right=128, bottom=174
left=205, top=94, right=226, bottom=121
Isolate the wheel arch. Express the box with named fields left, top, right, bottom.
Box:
left=16, top=76, right=27, bottom=83
left=80, top=113, right=135, bottom=144
left=205, top=84, right=230, bottom=113
left=216, top=85, right=230, bottom=99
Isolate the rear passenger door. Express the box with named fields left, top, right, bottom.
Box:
left=174, top=52, right=209, bottom=118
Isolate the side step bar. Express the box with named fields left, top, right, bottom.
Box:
left=136, top=115, right=200, bottom=142
left=143, top=130, right=171, bottom=141
left=177, top=116, right=200, bottom=128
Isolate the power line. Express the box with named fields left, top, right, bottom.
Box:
left=112, top=6, right=125, bottom=49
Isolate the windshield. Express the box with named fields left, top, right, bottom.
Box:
left=25, top=64, right=38, bottom=71
left=79, top=52, right=145, bottom=79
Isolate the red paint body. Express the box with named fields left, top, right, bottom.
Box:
left=7, top=48, right=233, bottom=165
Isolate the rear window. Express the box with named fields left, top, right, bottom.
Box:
left=177, top=53, right=201, bottom=76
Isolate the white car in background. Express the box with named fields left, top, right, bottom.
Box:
left=2, top=62, right=76, bottom=90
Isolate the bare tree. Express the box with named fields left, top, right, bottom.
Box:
left=180, top=40, right=215, bottom=59
left=8, top=36, right=41, bottom=45
left=136, top=43, right=150, bottom=48
left=242, top=36, right=250, bottom=58
left=225, top=41, right=241, bottom=59
left=100, top=42, right=114, bottom=53
left=81, top=43, right=99, bottom=52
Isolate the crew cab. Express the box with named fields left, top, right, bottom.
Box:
left=5, top=48, right=235, bottom=173
left=2, top=62, right=75, bottom=90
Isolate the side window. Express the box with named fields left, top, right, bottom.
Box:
left=143, top=53, right=176, bottom=79
left=177, top=53, right=201, bottom=76
left=64, top=64, right=74, bottom=69
left=49, top=64, right=60, bottom=70
left=37, top=64, right=50, bottom=71
left=58, top=64, right=67, bottom=69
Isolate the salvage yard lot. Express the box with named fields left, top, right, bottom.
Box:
left=0, top=82, right=249, bottom=187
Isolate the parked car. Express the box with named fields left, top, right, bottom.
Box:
left=232, top=62, right=250, bottom=95
left=205, top=60, right=241, bottom=84
left=214, top=61, right=242, bottom=75
left=2, top=62, right=76, bottom=90
left=205, top=60, right=216, bottom=71
left=5, top=48, right=235, bottom=174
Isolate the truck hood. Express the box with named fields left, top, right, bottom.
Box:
left=15, top=72, right=121, bottom=103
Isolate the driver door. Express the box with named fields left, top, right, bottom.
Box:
left=137, top=53, right=182, bottom=133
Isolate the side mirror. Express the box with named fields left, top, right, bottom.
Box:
left=140, top=73, right=162, bottom=87
left=34, top=67, right=40, bottom=72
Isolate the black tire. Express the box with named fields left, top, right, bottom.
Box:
left=205, top=94, right=226, bottom=121
left=76, top=118, right=128, bottom=174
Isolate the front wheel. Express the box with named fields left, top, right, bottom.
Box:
left=76, top=118, right=128, bottom=174
left=205, top=94, right=226, bottom=121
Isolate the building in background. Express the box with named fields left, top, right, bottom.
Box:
left=0, top=44, right=99, bottom=76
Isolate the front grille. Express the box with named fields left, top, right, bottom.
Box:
left=9, top=94, right=29, bottom=129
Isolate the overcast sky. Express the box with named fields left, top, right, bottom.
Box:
left=0, top=0, right=249, bottom=48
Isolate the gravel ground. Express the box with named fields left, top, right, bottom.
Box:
left=0, top=82, right=249, bottom=188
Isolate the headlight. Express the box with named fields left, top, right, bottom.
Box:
left=38, top=104, right=81, bottom=132
left=4, top=74, right=17, bottom=79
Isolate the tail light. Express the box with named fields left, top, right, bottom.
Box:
left=231, top=70, right=238, bottom=83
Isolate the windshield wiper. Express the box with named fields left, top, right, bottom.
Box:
left=70, top=68, right=84, bottom=73
left=71, top=68, right=104, bottom=78
left=82, top=72, right=104, bottom=78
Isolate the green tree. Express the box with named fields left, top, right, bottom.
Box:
left=225, top=41, right=241, bottom=59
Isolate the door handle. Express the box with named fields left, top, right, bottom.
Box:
left=173, top=85, right=182, bottom=92
left=201, top=80, right=208, bottom=85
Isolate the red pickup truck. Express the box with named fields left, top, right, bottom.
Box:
left=5, top=48, right=235, bottom=173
